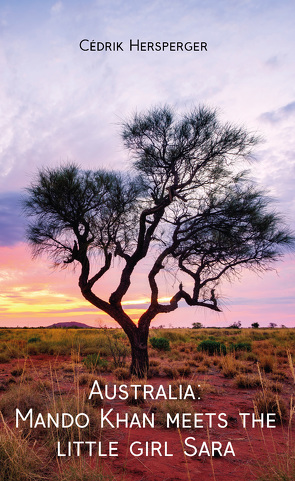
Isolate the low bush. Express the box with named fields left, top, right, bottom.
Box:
left=150, top=337, right=170, bottom=351
left=82, top=354, right=108, bottom=371
left=197, top=339, right=226, bottom=356
left=231, top=341, right=252, bottom=352
left=27, top=336, right=41, bottom=343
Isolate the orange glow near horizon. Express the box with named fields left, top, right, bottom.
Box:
left=0, top=243, right=294, bottom=328
left=0, top=244, right=171, bottom=324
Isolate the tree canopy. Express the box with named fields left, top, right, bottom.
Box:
left=23, top=105, right=294, bottom=376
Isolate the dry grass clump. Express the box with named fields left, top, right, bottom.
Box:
left=56, top=458, right=114, bottom=481
left=241, top=351, right=258, bottom=362
left=253, top=390, right=287, bottom=423
left=220, top=355, right=238, bottom=378
left=78, top=373, right=104, bottom=386
left=0, top=351, right=10, bottom=363
left=234, top=373, right=261, bottom=389
left=193, top=352, right=205, bottom=362
left=0, top=420, right=43, bottom=481
left=187, top=359, right=198, bottom=367
left=47, top=393, right=101, bottom=452
left=126, top=383, right=145, bottom=406
left=259, top=355, right=275, bottom=373
left=255, top=455, right=295, bottom=481
left=271, top=370, right=289, bottom=382
left=147, top=365, right=160, bottom=378
left=170, top=379, right=201, bottom=399
left=254, top=423, right=295, bottom=481
left=151, top=399, right=195, bottom=428
left=195, top=362, right=210, bottom=373
left=177, top=364, right=192, bottom=377
left=113, top=367, right=130, bottom=380
left=70, top=350, right=81, bottom=364
left=149, top=359, right=160, bottom=367
left=162, top=364, right=179, bottom=379
left=261, top=377, right=283, bottom=393
left=0, top=382, right=46, bottom=420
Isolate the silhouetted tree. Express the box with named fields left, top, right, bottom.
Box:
left=192, top=322, right=204, bottom=329
left=251, top=322, right=259, bottom=328
left=23, top=105, right=294, bottom=377
left=228, top=321, right=242, bottom=329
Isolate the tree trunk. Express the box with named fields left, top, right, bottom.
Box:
left=129, top=334, right=149, bottom=378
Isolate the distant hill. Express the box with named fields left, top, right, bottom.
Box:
left=47, top=321, right=95, bottom=329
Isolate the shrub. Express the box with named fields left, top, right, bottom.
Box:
left=231, top=342, right=252, bottom=352
left=197, top=339, right=226, bottom=356
left=150, top=337, right=170, bottom=351
left=106, top=334, right=128, bottom=368
left=27, top=336, right=41, bottom=343
left=82, top=354, right=108, bottom=371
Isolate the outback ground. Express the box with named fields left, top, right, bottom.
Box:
left=0, top=327, right=294, bottom=481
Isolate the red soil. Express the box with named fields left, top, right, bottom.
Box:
left=1, top=355, right=294, bottom=481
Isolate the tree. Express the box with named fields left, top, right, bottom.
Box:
left=23, top=105, right=294, bottom=377
left=192, top=322, right=204, bottom=329
left=228, top=321, right=242, bottom=329
left=251, top=322, right=259, bottom=329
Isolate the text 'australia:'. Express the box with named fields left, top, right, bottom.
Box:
left=79, top=40, right=208, bottom=52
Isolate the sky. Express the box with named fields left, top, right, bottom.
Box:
left=0, top=0, right=294, bottom=328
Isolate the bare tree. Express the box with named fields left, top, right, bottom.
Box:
left=23, top=105, right=294, bottom=377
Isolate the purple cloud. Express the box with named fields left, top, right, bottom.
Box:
left=260, top=101, right=295, bottom=123
left=0, top=192, right=25, bottom=246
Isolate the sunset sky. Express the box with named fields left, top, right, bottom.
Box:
left=0, top=0, right=294, bottom=328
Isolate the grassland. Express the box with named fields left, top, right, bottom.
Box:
left=0, top=327, right=295, bottom=481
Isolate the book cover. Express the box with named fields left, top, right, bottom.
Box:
left=0, top=1, right=294, bottom=480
